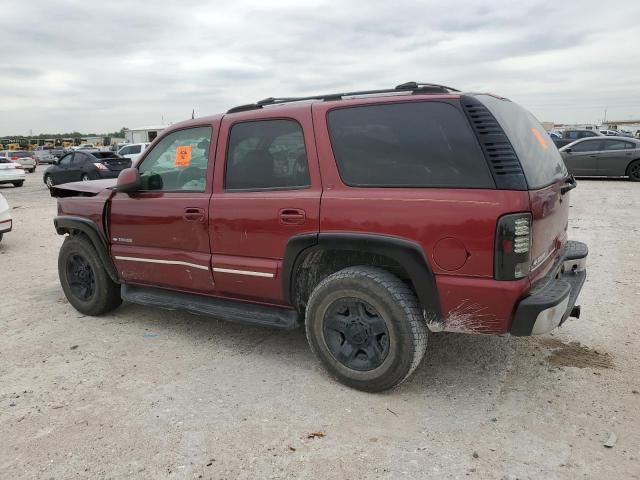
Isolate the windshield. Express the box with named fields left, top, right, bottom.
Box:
left=477, top=94, right=567, bottom=189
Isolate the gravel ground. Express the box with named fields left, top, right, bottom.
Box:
left=0, top=176, right=638, bottom=479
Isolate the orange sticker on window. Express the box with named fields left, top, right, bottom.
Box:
left=176, top=145, right=192, bottom=167
left=531, top=128, right=548, bottom=150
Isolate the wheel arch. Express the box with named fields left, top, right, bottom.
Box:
left=625, top=158, right=640, bottom=176
left=283, top=232, right=442, bottom=320
left=54, top=216, right=119, bottom=283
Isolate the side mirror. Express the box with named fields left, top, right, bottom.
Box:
left=114, top=167, right=141, bottom=193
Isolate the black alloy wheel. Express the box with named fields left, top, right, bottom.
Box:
left=628, top=160, right=640, bottom=181
left=66, top=253, right=96, bottom=301
left=323, top=298, right=390, bottom=371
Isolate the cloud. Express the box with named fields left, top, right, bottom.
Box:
left=1, top=0, right=639, bottom=134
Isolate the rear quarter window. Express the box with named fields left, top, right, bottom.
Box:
left=327, top=101, right=494, bottom=188
left=477, top=95, right=567, bottom=189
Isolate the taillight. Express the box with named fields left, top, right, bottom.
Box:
left=495, top=213, right=532, bottom=280
left=94, top=162, right=108, bottom=170
left=11, top=156, right=18, bottom=161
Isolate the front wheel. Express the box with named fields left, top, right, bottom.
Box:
left=627, top=160, right=640, bottom=182
left=58, top=235, right=122, bottom=316
left=13, top=181, right=24, bottom=187
left=81, top=174, right=90, bottom=181
left=29, top=168, right=36, bottom=173
left=305, top=266, right=427, bottom=392
left=45, top=175, right=53, bottom=188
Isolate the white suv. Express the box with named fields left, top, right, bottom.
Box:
left=117, top=143, right=150, bottom=165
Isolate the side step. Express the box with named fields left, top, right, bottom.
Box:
left=121, top=284, right=300, bottom=329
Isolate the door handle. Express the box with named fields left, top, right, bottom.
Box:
left=279, top=208, right=306, bottom=225
left=183, top=207, right=205, bottom=222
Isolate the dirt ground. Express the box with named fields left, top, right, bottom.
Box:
left=0, top=176, right=638, bottom=480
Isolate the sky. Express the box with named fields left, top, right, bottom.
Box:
left=1, top=0, right=640, bottom=135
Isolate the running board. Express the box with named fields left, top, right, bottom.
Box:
left=121, top=284, right=300, bottom=329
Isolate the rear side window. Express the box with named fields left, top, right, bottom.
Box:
left=477, top=95, right=567, bottom=189
left=225, top=120, right=310, bottom=191
left=602, top=140, right=631, bottom=150
left=327, top=102, right=493, bottom=188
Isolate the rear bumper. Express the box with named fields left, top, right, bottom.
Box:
left=511, top=241, right=588, bottom=336
left=0, top=172, right=26, bottom=183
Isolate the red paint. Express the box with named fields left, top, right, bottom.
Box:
left=54, top=92, right=577, bottom=334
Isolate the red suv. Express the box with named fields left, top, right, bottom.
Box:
left=51, top=82, right=587, bottom=391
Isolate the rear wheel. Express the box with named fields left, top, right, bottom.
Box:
left=305, top=266, right=427, bottom=392
left=29, top=168, right=35, bottom=173
left=58, top=235, right=122, bottom=316
left=627, top=160, right=640, bottom=182
left=81, top=174, right=90, bottom=181
left=13, top=181, right=23, bottom=187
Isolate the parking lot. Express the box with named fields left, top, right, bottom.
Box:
left=0, top=177, right=638, bottom=479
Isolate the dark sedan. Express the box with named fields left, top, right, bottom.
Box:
left=43, top=151, right=131, bottom=188
left=559, top=137, right=640, bottom=181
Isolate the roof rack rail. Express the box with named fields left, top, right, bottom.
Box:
left=225, top=81, right=460, bottom=113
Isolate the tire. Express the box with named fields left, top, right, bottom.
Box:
left=81, top=174, right=90, bottom=181
left=29, top=168, right=36, bottom=173
left=627, top=160, right=640, bottom=182
left=58, top=235, right=122, bottom=316
left=13, top=181, right=24, bottom=187
left=305, top=266, right=427, bottom=392
left=45, top=175, right=53, bottom=188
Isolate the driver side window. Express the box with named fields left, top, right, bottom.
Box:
left=59, top=153, right=73, bottom=167
left=137, top=127, right=212, bottom=192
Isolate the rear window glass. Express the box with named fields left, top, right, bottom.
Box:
left=327, top=102, right=494, bottom=188
left=477, top=95, right=567, bottom=189
left=92, top=152, right=120, bottom=159
left=10, top=152, right=31, bottom=158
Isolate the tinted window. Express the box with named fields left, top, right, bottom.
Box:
left=225, top=120, right=310, bottom=191
left=72, top=153, right=88, bottom=165
left=571, top=140, right=601, bottom=152
left=118, top=146, right=131, bottom=155
left=567, top=131, right=579, bottom=139
left=130, top=145, right=141, bottom=154
left=327, top=102, right=493, bottom=188
left=58, top=153, right=73, bottom=167
left=138, top=126, right=212, bottom=192
left=625, top=141, right=637, bottom=149
left=478, top=95, right=567, bottom=188
left=602, top=140, right=629, bottom=151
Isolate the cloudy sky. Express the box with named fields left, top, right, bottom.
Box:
left=2, top=0, right=639, bottom=135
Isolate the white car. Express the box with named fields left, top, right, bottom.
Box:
left=0, top=193, right=12, bottom=242
left=0, top=151, right=37, bottom=173
left=118, top=143, right=150, bottom=165
left=0, top=158, right=26, bottom=188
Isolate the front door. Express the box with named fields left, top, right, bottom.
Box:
left=109, top=125, right=217, bottom=294
left=54, top=152, right=76, bottom=183
left=210, top=110, right=322, bottom=304
left=563, top=139, right=601, bottom=175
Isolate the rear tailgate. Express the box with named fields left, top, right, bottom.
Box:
left=476, top=94, right=571, bottom=281
left=528, top=180, right=569, bottom=279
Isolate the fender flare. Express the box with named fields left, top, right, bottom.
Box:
left=54, top=216, right=119, bottom=283
left=282, top=232, right=442, bottom=319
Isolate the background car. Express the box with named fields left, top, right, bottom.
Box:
left=600, top=129, right=619, bottom=136
left=117, top=142, right=150, bottom=165
left=0, top=151, right=37, bottom=172
left=0, top=157, right=26, bottom=187
left=49, top=147, right=67, bottom=159
left=552, top=129, right=602, bottom=148
left=0, top=192, right=12, bottom=242
left=43, top=151, right=131, bottom=187
left=560, top=136, right=640, bottom=181
left=72, top=143, right=96, bottom=151
left=33, top=149, right=57, bottom=165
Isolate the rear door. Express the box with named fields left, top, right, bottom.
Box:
left=563, top=139, right=601, bottom=175
left=210, top=107, right=321, bottom=304
left=597, top=139, right=635, bottom=176
left=109, top=125, right=217, bottom=293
